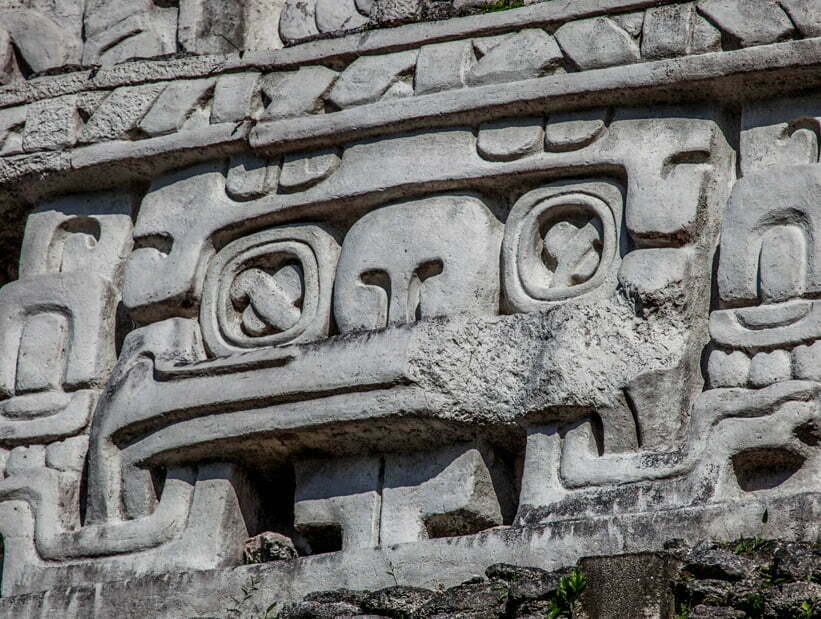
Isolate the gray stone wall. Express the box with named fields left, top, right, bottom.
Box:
left=0, top=0, right=819, bottom=616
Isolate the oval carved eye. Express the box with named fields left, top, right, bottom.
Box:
left=502, top=182, right=623, bottom=312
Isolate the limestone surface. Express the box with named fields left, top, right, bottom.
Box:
left=0, top=0, right=819, bottom=615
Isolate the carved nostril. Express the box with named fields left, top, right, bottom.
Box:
left=408, top=258, right=444, bottom=323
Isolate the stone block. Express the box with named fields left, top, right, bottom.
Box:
left=22, top=96, right=80, bottom=152
left=642, top=3, right=697, bottom=60
left=708, top=350, right=751, bottom=388
left=466, top=29, right=563, bottom=86
left=793, top=341, right=821, bottom=381
left=178, top=0, right=245, bottom=54
left=618, top=248, right=693, bottom=310
left=576, top=553, right=678, bottom=619
left=260, top=66, right=338, bottom=121
left=415, top=39, right=474, bottom=95
left=0, top=105, right=25, bottom=155
left=697, top=0, right=794, bottom=47
left=380, top=444, right=508, bottom=545
left=371, top=0, right=423, bottom=26
left=5, top=445, right=46, bottom=476
left=328, top=50, right=418, bottom=109
left=554, top=17, right=640, bottom=70
left=315, top=0, right=368, bottom=33
left=748, top=350, right=792, bottom=388
left=293, top=456, right=381, bottom=551
left=243, top=532, right=298, bottom=563
left=137, top=78, right=216, bottom=137
left=45, top=436, right=89, bottom=473
left=78, top=84, right=165, bottom=144
left=279, top=0, right=319, bottom=43
left=0, top=27, right=20, bottom=85
left=1, top=7, right=83, bottom=73
left=83, top=0, right=177, bottom=65
left=780, top=0, right=821, bottom=37
left=211, top=73, right=259, bottom=124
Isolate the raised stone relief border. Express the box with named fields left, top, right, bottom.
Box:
left=3, top=36, right=821, bottom=214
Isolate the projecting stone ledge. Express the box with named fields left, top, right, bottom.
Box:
left=0, top=494, right=817, bottom=618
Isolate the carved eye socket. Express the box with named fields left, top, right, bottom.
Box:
left=200, top=227, right=339, bottom=357
left=229, top=261, right=305, bottom=337
left=502, top=182, right=622, bottom=312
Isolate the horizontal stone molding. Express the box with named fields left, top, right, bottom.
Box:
left=2, top=37, right=821, bottom=216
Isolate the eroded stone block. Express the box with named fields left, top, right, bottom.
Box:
left=22, top=96, right=80, bottom=152
left=642, top=3, right=697, bottom=60
left=793, top=341, right=821, bottom=382
left=45, top=436, right=89, bottom=473
left=211, top=73, right=259, bottom=124
left=708, top=350, right=751, bottom=388
left=83, top=0, right=177, bottom=65
left=780, top=0, right=821, bottom=37
left=1, top=7, right=82, bottom=73
left=137, top=79, right=216, bottom=137
left=260, top=66, right=338, bottom=121
left=315, top=0, right=368, bottom=33
left=328, top=51, right=418, bottom=109
left=554, top=17, right=640, bottom=70
left=279, top=0, right=319, bottom=43
left=415, top=39, right=474, bottom=95
left=5, top=445, right=45, bottom=476
left=697, top=0, right=794, bottom=47
left=78, top=84, right=165, bottom=144
left=748, top=350, right=792, bottom=388
left=466, top=29, right=562, bottom=86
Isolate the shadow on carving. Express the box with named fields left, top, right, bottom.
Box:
left=732, top=447, right=805, bottom=492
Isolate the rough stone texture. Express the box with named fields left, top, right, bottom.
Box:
left=697, top=0, right=795, bottom=48
left=244, top=531, right=299, bottom=564
left=0, top=0, right=819, bottom=616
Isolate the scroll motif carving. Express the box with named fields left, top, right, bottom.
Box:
left=201, top=226, right=340, bottom=355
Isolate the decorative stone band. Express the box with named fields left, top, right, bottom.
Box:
left=1, top=37, right=820, bottom=212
